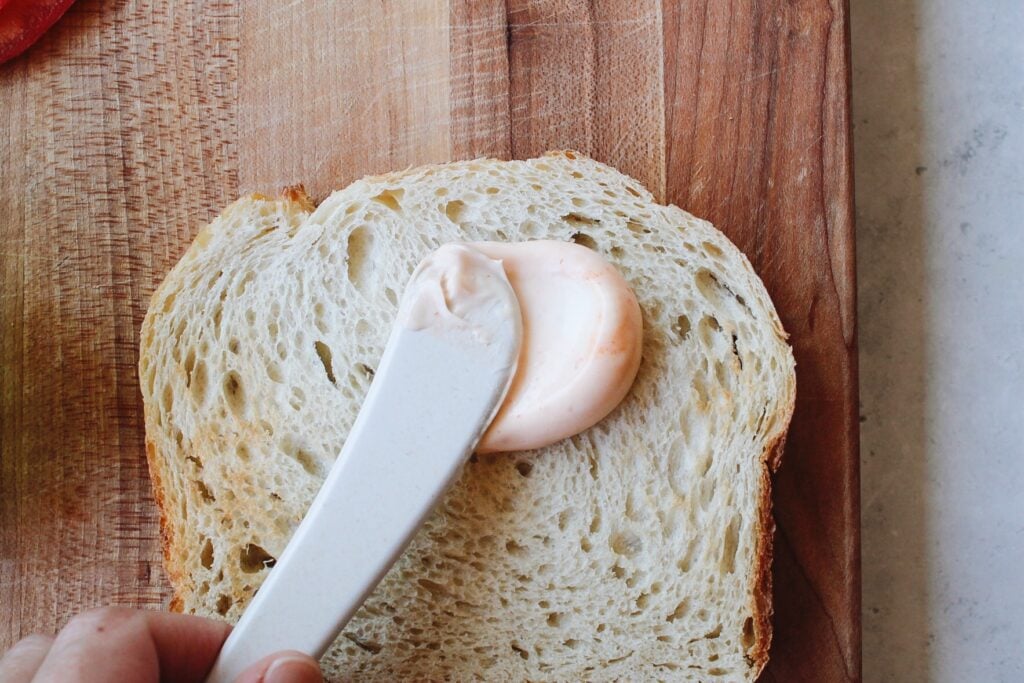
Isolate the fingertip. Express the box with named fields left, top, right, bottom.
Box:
left=0, top=634, right=55, bottom=682
left=233, top=650, right=322, bottom=683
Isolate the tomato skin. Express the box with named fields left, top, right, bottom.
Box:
left=0, top=0, right=77, bottom=65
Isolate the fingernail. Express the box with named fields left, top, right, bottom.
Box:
left=263, top=654, right=323, bottom=683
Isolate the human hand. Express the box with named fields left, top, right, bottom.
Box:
left=0, top=607, right=323, bottom=683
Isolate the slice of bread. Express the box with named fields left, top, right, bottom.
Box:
left=139, top=152, right=795, bottom=681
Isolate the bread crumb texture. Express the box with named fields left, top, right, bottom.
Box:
left=139, top=153, right=795, bottom=682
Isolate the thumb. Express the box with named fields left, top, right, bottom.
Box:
left=231, top=650, right=323, bottom=683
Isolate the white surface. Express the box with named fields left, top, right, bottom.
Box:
left=205, top=251, right=521, bottom=683
left=853, top=0, right=1024, bottom=681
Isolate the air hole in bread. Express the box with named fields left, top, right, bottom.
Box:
left=563, top=212, right=596, bottom=227
left=267, top=320, right=279, bottom=339
left=702, top=241, right=725, bottom=259
left=200, top=538, right=214, bottom=569
left=570, top=231, right=597, bottom=250
left=672, top=314, right=692, bottom=341
left=239, top=543, right=276, bottom=573
left=294, top=448, right=319, bottom=476
left=215, top=595, right=232, bottom=616
left=519, top=219, right=540, bottom=236
left=444, top=200, right=467, bottom=224
left=384, top=288, right=398, bottom=307
left=371, top=188, right=404, bottom=212
left=701, top=313, right=722, bottom=336
left=667, top=598, right=690, bottom=623
left=729, top=334, right=744, bottom=371
left=695, top=269, right=727, bottom=307
left=505, top=540, right=527, bottom=557
left=610, top=245, right=625, bottom=258
left=358, top=363, right=375, bottom=379
left=678, top=540, right=697, bottom=572
left=611, top=564, right=626, bottom=579
left=223, top=372, right=245, bottom=416
left=610, top=532, right=643, bottom=557
left=699, top=478, right=715, bottom=509
left=705, top=624, right=723, bottom=639
left=515, top=461, right=533, bottom=477
left=315, top=341, right=336, bottom=385
left=562, top=638, right=579, bottom=649
left=580, top=538, right=593, bottom=553
left=289, top=387, right=305, bottom=411
left=546, top=612, right=564, bottom=627
left=346, top=227, right=373, bottom=288
left=313, top=302, right=328, bottom=334
left=244, top=309, right=256, bottom=325
left=692, top=377, right=710, bottom=406
left=741, top=616, right=756, bottom=649
left=625, top=491, right=641, bottom=521
left=344, top=632, right=383, bottom=654
left=265, top=362, right=283, bottom=383
left=557, top=509, right=570, bottom=531
left=708, top=667, right=728, bottom=676
left=235, top=271, right=255, bottom=296
left=721, top=515, right=740, bottom=574
left=160, top=384, right=174, bottom=412
left=189, top=361, right=208, bottom=404
left=417, top=578, right=450, bottom=596
left=195, top=480, right=215, bottom=503
left=627, top=220, right=650, bottom=235
left=511, top=643, right=530, bottom=659
left=636, top=592, right=651, bottom=609
left=714, top=360, right=729, bottom=388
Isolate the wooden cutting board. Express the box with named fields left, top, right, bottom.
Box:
left=0, top=0, right=858, bottom=680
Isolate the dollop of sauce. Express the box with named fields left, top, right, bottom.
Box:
left=474, top=240, right=642, bottom=453
left=399, top=240, right=642, bottom=454
left=399, top=244, right=521, bottom=346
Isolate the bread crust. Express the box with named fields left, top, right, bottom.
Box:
left=748, top=423, right=792, bottom=674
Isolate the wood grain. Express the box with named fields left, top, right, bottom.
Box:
left=1, top=0, right=858, bottom=679
left=663, top=2, right=860, bottom=681
left=0, top=0, right=238, bottom=642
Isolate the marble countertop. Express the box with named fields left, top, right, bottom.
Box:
left=853, top=0, right=1023, bottom=680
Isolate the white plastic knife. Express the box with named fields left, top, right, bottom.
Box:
left=205, top=245, right=521, bottom=683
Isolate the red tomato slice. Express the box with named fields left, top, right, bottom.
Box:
left=0, top=0, right=76, bottom=65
